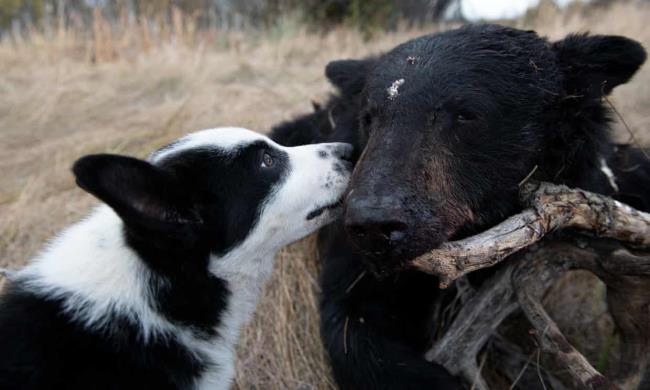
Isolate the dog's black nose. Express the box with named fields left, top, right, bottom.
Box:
left=345, top=194, right=409, bottom=254
left=331, top=143, right=354, bottom=162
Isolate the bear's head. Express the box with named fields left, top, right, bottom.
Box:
left=327, top=25, right=646, bottom=273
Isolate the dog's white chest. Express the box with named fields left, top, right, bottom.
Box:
left=196, top=255, right=275, bottom=390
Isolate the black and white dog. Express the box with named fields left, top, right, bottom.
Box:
left=0, top=127, right=352, bottom=389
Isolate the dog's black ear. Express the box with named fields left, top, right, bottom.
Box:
left=552, top=33, right=646, bottom=97
left=73, top=154, right=201, bottom=229
left=325, top=58, right=373, bottom=95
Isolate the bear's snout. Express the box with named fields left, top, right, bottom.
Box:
left=345, top=194, right=409, bottom=251
left=344, top=189, right=466, bottom=276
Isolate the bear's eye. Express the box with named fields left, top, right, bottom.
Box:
left=261, top=152, right=274, bottom=168
left=456, top=111, right=477, bottom=122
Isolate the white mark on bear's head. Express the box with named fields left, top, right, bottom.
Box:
left=387, top=78, right=405, bottom=100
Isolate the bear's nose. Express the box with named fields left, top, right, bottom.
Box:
left=344, top=194, right=409, bottom=254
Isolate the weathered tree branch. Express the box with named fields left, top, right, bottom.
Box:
left=418, top=182, right=650, bottom=389
left=410, top=182, right=650, bottom=288
left=511, top=243, right=621, bottom=390
left=424, top=264, right=519, bottom=390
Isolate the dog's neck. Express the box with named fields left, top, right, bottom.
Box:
left=208, top=234, right=279, bottom=352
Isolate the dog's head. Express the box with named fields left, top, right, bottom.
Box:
left=72, top=127, right=353, bottom=271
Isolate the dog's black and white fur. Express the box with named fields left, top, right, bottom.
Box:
left=0, top=127, right=352, bottom=389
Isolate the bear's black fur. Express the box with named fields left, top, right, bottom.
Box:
left=271, top=24, right=649, bottom=389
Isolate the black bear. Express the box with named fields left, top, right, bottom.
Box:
left=271, top=24, right=649, bottom=389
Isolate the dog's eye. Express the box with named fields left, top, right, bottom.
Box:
left=261, top=152, right=274, bottom=168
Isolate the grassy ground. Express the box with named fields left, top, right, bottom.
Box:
left=1, top=2, right=649, bottom=389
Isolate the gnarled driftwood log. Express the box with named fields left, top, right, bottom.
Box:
left=416, top=182, right=650, bottom=390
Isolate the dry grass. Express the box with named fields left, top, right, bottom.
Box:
left=0, top=2, right=649, bottom=389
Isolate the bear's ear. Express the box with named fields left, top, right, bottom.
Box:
left=325, top=58, right=373, bottom=95
left=73, top=154, right=202, bottom=230
left=552, top=33, right=646, bottom=96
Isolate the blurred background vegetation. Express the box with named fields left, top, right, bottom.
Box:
left=2, top=0, right=631, bottom=33
left=0, top=0, right=630, bottom=61
left=0, top=0, right=460, bottom=35
left=0, top=0, right=477, bottom=61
